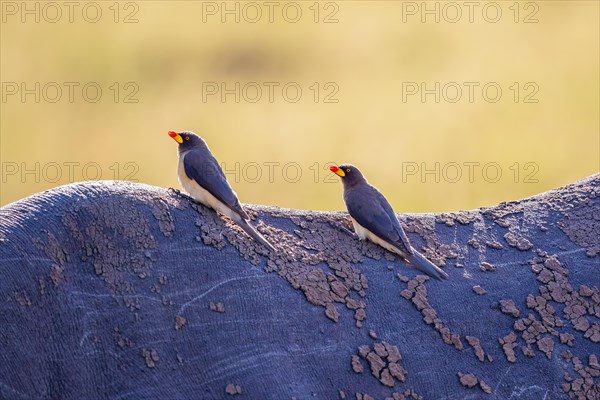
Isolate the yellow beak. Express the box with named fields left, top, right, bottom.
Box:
left=168, top=131, right=183, bottom=144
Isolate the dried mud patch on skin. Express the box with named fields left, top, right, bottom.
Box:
left=498, top=251, right=599, bottom=365
left=499, top=299, right=520, bottom=318
left=209, top=302, right=225, bottom=313
left=184, top=197, right=457, bottom=327
left=359, top=391, right=421, bottom=400
left=16, top=230, right=70, bottom=308
left=175, top=315, right=187, bottom=330
left=561, top=351, right=600, bottom=399
left=482, top=200, right=527, bottom=228
left=33, top=231, right=67, bottom=290
left=59, top=195, right=159, bottom=308
left=354, top=342, right=406, bottom=387
left=187, top=203, right=369, bottom=326
left=190, top=201, right=268, bottom=262
left=465, top=336, right=490, bottom=362
left=351, top=355, right=364, bottom=374
left=457, top=372, right=492, bottom=394
left=472, top=285, right=487, bottom=295
left=150, top=197, right=177, bottom=237
left=499, top=331, right=518, bottom=362
left=503, top=232, right=533, bottom=251
left=284, top=214, right=369, bottom=326
left=14, top=292, right=32, bottom=307
left=113, top=327, right=133, bottom=349
left=319, top=214, right=393, bottom=262
left=481, top=193, right=552, bottom=231
left=384, top=389, right=423, bottom=400
left=403, top=217, right=457, bottom=268
left=466, top=215, right=506, bottom=258
left=484, top=176, right=599, bottom=255
left=435, top=211, right=478, bottom=227
left=142, top=348, right=159, bottom=368
left=543, top=177, right=600, bottom=256
left=356, top=394, right=375, bottom=400
left=225, top=383, right=242, bottom=395
left=481, top=198, right=544, bottom=253
left=528, top=253, right=600, bottom=344
left=480, top=262, right=496, bottom=272
left=558, top=205, right=600, bottom=257
left=485, top=240, right=504, bottom=250
left=399, top=275, right=467, bottom=352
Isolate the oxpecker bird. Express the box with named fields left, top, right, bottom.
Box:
left=330, top=164, right=448, bottom=280
left=168, top=131, right=275, bottom=252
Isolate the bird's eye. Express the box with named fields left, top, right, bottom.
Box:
left=185, top=136, right=190, bottom=141
left=346, top=168, right=351, bottom=173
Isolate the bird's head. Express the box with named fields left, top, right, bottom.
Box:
left=168, top=131, right=208, bottom=152
left=329, top=164, right=366, bottom=187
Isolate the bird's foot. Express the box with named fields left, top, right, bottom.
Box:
left=168, top=188, right=196, bottom=203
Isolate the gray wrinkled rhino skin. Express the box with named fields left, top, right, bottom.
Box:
left=1, top=176, right=599, bottom=400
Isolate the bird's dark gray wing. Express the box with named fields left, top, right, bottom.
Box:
left=374, top=189, right=414, bottom=255
left=183, top=150, right=248, bottom=219
left=345, top=185, right=413, bottom=255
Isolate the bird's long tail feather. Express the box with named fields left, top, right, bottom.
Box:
left=406, top=250, right=449, bottom=280
left=237, top=219, right=275, bottom=252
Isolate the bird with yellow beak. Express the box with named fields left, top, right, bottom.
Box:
left=330, top=164, right=448, bottom=280
left=168, top=131, right=275, bottom=252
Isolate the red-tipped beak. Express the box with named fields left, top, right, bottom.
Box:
left=168, top=131, right=183, bottom=144
left=330, top=165, right=345, bottom=177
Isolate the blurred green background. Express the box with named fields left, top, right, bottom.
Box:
left=1, top=1, right=598, bottom=212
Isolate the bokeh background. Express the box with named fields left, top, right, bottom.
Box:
left=1, top=1, right=598, bottom=212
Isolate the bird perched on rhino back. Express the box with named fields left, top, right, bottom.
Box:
left=168, top=131, right=275, bottom=252
left=330, top=164, right=448, bottom=280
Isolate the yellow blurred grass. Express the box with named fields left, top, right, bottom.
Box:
left=1, top=1, right=598, bottom=212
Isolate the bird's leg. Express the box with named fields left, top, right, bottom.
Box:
left=343, top=226, right=357, bottom=238
left=167, top=187, right=199, bottom=204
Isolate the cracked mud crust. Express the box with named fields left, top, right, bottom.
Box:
left=0, top=174, right=598, bottom=399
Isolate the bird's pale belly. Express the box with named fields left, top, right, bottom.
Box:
left=351, top=217, right=408, bottom=257
left=178, top=159, right=239, bottom=222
